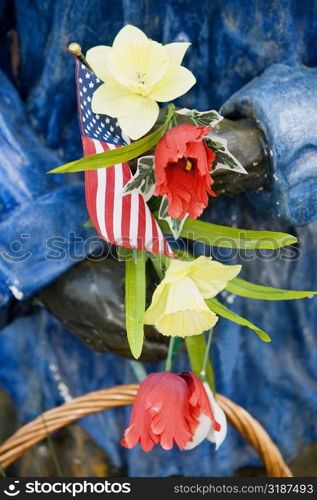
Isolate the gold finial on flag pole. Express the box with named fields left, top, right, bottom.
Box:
left=67, top=42, right=94, bottom=72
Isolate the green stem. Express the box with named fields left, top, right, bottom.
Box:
left=200, top=329, right=215, bottom=392
left=190, top=116, right=199, bottom=126
left=149, top=252, right=171, bottom=281
left=129, top=360, right=147, bottom=382
left=168, top=110, right=177, bottom=130
left=150, top=256, right=164, bottom=280
left=165, top=337, right=176, bottom=371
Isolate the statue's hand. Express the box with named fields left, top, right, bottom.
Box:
left=210, top=117, right=270, bottom=196
left=38, top=258, right=168, bottom=362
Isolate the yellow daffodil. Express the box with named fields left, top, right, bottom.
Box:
left=86, top=25, right=196, bottom=140
left=144, top=256, right=241, bottom=337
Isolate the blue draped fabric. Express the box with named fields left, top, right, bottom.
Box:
left=0, top=0, right=316, bottom=476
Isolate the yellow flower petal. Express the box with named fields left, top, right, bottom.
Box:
left=86, top=45, right=113, bottom=82
left=149, top=65, right=196, bottom=102
left=91, top=82, right=143, bottom=117
left=162, top=256, right=241, bottom=297
left=108, top=38, right=169, bottom=93
left=118, top=97, right=159, bottom=140
left=162, top=277, right=208, bottom=314
left=189, top=256, right=242, bottom=298
left=157, top=309, right=218, bottom=337
left=144, top=283, right=168, bottom=325
left=164, top=258, right=195, bottom=283
left=145, top=277, right=218, bottom=337
left=164, top=42, right=191, bottom=65
left=112, top=24, right=148, bottom=50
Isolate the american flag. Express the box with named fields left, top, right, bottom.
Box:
left=75, top=59, right=174, bottom=257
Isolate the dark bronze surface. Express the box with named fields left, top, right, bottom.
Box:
left=39, top=258, right=168, bottom=362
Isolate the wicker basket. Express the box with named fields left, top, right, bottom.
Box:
left=0, top=384, right=292, bottom=477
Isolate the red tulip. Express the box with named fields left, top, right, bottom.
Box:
left=154, top=124, right=216, bottom=220
left=121, top=371, right=222, bottom=452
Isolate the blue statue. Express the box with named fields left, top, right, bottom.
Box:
left=0, top=0, right=316, bottom=476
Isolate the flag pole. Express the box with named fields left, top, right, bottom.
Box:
left=67, top=42, right=94, bottom=72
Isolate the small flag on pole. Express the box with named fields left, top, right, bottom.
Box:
left=75, top=59, right=174, bottom=257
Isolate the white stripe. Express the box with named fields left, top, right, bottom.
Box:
left=94, top=139, right=108, bottom=241
left=129, top=191, right=139, bottom=248
left=113, top=163, right=124, bottom=245
left=121, top=132, right=131, bottom=145
left=107, top=143, right=123, bottom=245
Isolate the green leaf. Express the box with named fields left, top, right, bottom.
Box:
left=185, top=335, right=215, bottom=391
left=123, top=155, right=156, bottom=200
left=173, top=248, right=195, bottom=261
left=226, top=277, right=317, bottom=301
left=206, top=298, right=271, bottom=342
left=156, top=216, right=298, bottom=249
left=125, top=249, right=146, bottom=359
left=49, top=104, right=175, bottom=174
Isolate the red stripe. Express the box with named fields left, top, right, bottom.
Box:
left=82, top=136, right=96, bottom=157
left=83, top=138, right=103, bottom=237
left=85, top=170, right=100, bottom=234
left=151, top=215, right=160, bottom=254
left=137, top=196, right=146, bottom=252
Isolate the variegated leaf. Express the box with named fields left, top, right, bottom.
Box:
left=205, top=136, right=247, bottom=175
left=176, top=108, right=224, bottom=128
left=158, top=196, right=188, bottom=240
left=191, top=109, right=224, bottom=127
left=122, top=155, right=156, bottom=201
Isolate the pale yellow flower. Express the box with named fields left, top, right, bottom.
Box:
left=144, top=256, right=241, bottom=337
left=86, top=25, right=196, bottom=140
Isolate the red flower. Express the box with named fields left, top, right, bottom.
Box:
left=154, top=124, right=216, bottom=220
left=121, top=371, right=221, bottom=452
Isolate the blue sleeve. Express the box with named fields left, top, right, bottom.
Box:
left=220, top=63, right=317, bottom=226
left=0, top=71, right=92, bottom=305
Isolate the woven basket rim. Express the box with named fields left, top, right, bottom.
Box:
left=0, top=384, right=292, bottom=477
